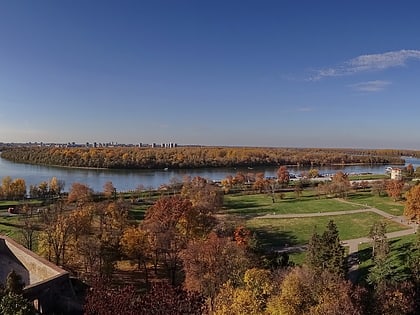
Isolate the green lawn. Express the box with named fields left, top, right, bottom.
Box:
left=0, top=215, right=22, bottom=239
left=246, top=212, right=408, bottom=249
left=348, top=174, right=388, bottom=181
left=0, top=201, right=20, bottom=207
left=223, top=193, right=362, bottom=217
left=346, top=192, right=405, bottom=215
left=129, top=204, right=149, bottom=221
left=288, top=251, right=306, bottom=266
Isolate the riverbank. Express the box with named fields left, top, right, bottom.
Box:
left=1, top=154, right=419, bottom=193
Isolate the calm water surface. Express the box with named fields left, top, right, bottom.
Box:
left=0, top=156, right=419, bottom=192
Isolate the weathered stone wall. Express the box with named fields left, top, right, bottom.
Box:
left=0, top=236, right=66, bottom=285
left=0, top=236, right=81, bottom=314
left=0, top=242, right=30, bottom=286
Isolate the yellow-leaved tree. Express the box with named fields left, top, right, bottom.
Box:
left=404, top=184, right=420, bottom=223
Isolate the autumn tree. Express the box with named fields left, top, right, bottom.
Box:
left=221, top=175, right=234, bottom=193
left=234, top=172, right=246, bottom=190
left=19, top=204, right=36, bottom=250
left=181, top=176, right=223, bottom=213
left=214, top=268, right=274, bottom=315
left=37, top=181, right=49, bottom=199
left=90, top=200, right=130, bottom=277
left=142, top=196, right=195, bottom=284
left=84, top=280, right=205, bottom=315
left=67, top=182, right=93, bottom=206
left=38, top=213, right=73, bottom=265
left=38, top=200, right=94, bottom=267
left=405, top=163, right=415, bottom=177
left=84, top=278, right=138, bottom=315
left=49, top=176, right=65, bottom=197
left=10, top=178, right=26, bottom=200
left=371, top=179, right=387, bottom=196
left=182, top=232, right=250, bottom=310
left=103, top=199, right=130, bottom=234
left=253, top=172, right=267, bottom=193
left=294, top=180, right=303, bottom=199
left=233, top=225, right=253, bottom=248
left=74, top=235, right=102, bottom=275
left=138, top=282, right=206, bottom=315
left=266, top=267, right=365, bottom=315
left=308, top=168, right=320, bottom=178
left=103, top=181, right=116, bottom=200
left=315, top=182, right=327, bottom=198
left=120, top=226, right=151, bottom=284
left=330, top=171, right=351, bottom=198
left=371, top=282, right=416, bottom=315
left=404, top=184, right=420, bottom=223
left=276, top=166, right=290, bottom=187
left=0, top=176, right=12, bottom=199
left=386, top=179, right=405, bottom=201
left=68, top=204, right=94, bottom=242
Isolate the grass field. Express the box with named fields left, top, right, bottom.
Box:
left=348, top=174, right=388, bottom=181
left=223, top=193, right=362, bottom=217
left=0, top=215, right=22, bottom=239
left=222, top=190, right=410, bottom=252
left=346, top=192, right=405, bottom=215
left=245, top=212, right=408, bottom=249
left=129, top=204, right=149, bottom=221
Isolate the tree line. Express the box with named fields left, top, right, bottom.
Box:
left=1, top=146, right=408, bottom=169
left=0, top=176, right=64, bottom=201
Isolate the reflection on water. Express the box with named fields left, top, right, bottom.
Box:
left=0, top=157, right=419, bottom=192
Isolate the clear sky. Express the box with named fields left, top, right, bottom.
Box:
left=1, top=1, right=420, bottom=149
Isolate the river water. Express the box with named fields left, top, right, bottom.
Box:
left=0, top=156, right=419, bottom=193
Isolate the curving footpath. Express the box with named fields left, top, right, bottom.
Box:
left=257, top=199, right=418, bottom=282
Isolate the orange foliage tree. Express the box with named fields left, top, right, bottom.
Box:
left=386, top=179, right=405, bottom=201
left=404, top=184, right=420, bottom=222
left=181, top=232, right=250, bottom=311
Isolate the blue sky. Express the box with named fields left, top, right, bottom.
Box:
left=1, top=1, right=420, bottom=149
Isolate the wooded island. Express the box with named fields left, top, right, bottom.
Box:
left=0, top=146, right=411, bottom=169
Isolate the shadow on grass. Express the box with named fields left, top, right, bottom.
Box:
left=0, top=221, right=21, bottom=229
left=354, top=247, right=373, bottom=284
left=223, top=199, right=264, bottom=210
left=250, top=228, right=299, bottom=250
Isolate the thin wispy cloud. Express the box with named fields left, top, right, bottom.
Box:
left=310, top=49, right=420, bottom=80
left=349, top=80, right=391, bottom=92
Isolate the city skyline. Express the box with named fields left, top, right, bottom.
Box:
left=1, top=1, right=420, bottom=149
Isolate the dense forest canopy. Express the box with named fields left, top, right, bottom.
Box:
left=0, top=146, right=411, bottom=170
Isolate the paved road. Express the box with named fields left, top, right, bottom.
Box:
left=256, top=198, right=418, bottom=282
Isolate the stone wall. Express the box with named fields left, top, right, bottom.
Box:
left=0, top=235, right=81, bottom=314
left=0, top=236, right=67, bottom=285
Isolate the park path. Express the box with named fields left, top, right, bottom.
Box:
left=256, top=198, right=418, bottom=282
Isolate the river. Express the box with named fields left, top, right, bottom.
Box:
left=0, top=156, right=419, bottom=193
